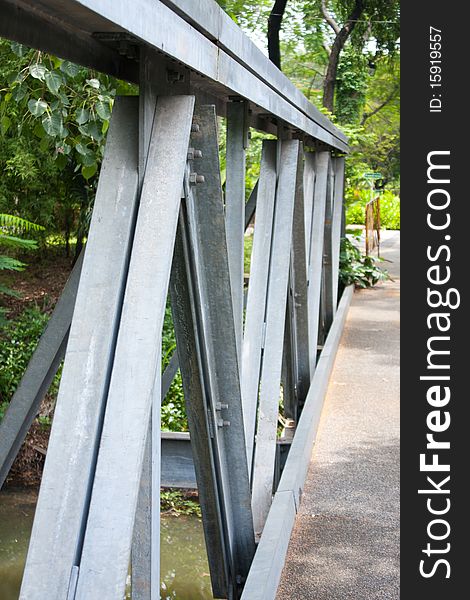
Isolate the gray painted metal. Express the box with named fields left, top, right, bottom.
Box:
left=0, top=252, right=82, bottom=489
left=132, top=429, right=152, bottom=599
left=241, top=140, right=277, bottom=474
left=287, top=152, right=311, bottom=413
left=251, top=140, right=300, bottom=537
left=244, top=181, right=258, bottom=230
left=161, top=351, right=180, bottom=399
left=19, top=97, right=140, bottom=600
left=322, top=160, right=338, bottom=329
left=170, top=213, right=230, bottom=598
left=303, top=152, right=316, bottom=265
left=281, top=298, right=296, bottom=421
left=241, top=285, right=354, bottom=600
left=160, top=432, right=196, bottom=489
left=226, top=101, right=246, bottom=360
left=331, top=157, right=346, bottom=315
left=0, top=0, right=348, bottom=151
left=163, top=0, right=347, bottom=146
left=186, top=105, right=256, bottom=589
left=306, top=151, right=330, bottom=375
left=74, top=95, right=194, bottom=600
left=0, top=0, right=137, bottom=83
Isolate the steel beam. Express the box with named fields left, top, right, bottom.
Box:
left=20, top=97, right=140, bottom=600
left=0, top=0, right=348, bottom=151
left=170, top=213, right=231, bottom=598
left=73, top=95, right=194, bottom=600
left=241, top=285, right=354, bottom=600
left=241, top=140, right=277, bottom=474
left=282, top=152, right=310, bottom=420
left=306, top=151, right=330, bottom=374
left=251, top=140, right=300, bottom=537
left=331, top=156, right=346, bottom=316
left=185, top=105, right=256, bottom=593
left=0, top=252, right=82, bottom=489
left=226, top=100, right=247, bottom=360
left=321, top=159, right=338, bottom=330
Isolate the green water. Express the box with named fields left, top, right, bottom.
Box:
left=0, top=489, right=213, bottom=599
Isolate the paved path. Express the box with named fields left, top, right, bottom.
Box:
left=277, top=231, right=400, bottom=599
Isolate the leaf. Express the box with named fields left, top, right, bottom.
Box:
left=45, top=71, right=64, bottom=94
left=0, top=234, right=38, bottom=250
left=81, top=153, right=97, bottom=167
left=29, top=63, right=48, bottom=81
left=0, top=214, right=45, bottom=232
left=86, top=78, right=100, bottom=89
left=60, top=61, right=81, bottom=78
left=0, top=283, right=21, bottom=299
left=55, top=154, right=67, bottom=170
left=12, top=83, right=27, bottom=102
left=101, top=120, right=110, bottom=135
left=41, top=112, right=63, bottom=137
left=27, top=98, right=48, bottom=117
left=10, top=41, right=28, bottom=58
left=95, top=100, right=111, bottom=120
left=0, top=256, right=26, bottom=272
left=75, top=142, right=92, bottom=156
left=79, top=120, right=103, bottom=142
left=75, top=108, right=90, bottom=125
left=81, top=163, right=97, bottom=180
left=1, top=116, right=11, bottom=135
left=33, top=122, right=46, bottom=139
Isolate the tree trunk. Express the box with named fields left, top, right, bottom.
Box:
left=322, top=0, right=364, bottom=113
left=268, top=0, right=288, bottom=70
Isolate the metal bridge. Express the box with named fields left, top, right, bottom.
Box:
left=0, top=1, right=352, bottom=598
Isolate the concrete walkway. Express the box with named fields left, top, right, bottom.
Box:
left=277, top=231, right=400, bottom=599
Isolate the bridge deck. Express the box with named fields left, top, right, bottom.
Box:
left=277, top=232, right=400, bottom=599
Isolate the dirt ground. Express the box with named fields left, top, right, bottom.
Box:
left=1, top=250, right=73, bottom=487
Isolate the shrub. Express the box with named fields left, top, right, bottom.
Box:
left=339, top=237, right=389, bottom=288
left=0, top=307, right=52, bottom=404
left=346, top=190, right=400, bottom=230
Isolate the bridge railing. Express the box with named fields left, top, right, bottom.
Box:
left=0, top=1, right=351, bottom=599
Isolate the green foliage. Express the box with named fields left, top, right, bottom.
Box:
left=0, top=212, right=43, bottom=323
left=379, top=191, right=400, bottom=229
left=346, top=190, right=400, bottom=230
left=0, top=38, right=137, bottom=255
left=0, top=307, right=53, bottom=402
left=160, top=490, right=202, bottom=517
left=161, top=304, right=187, bottom=432
left=5, top=44, right=118, bottom=181
left=335, top=47, right=368, bottom=124
left=339, top=236, right=388, bottom=288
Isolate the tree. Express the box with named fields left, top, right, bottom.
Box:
left=267, top=0, right=289, bottom=68
left=316, top=0, right=400, bottom=113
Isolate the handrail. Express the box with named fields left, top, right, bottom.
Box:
left=0, top=0, right=348, bottom=152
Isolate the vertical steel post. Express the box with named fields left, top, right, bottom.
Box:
left=186, top=105, right=256, bottom=594
left=74, top=95, right=194, bottom=600
left=20, top=97, right=141, bottom=600
left=282, top=150, right=310, bottom=420
left=331, top=156, right=346, bottom=313
left=306, top=151, right=330, bottom=375
left=251, top=140, right=300, bottom=537
left=241, top=140, right=277, bottom=474
left=169, top=213, right=231, bottom=598
left=320, top=162, right=335, bottom=337
left=226, top=100, right=247, bottom=360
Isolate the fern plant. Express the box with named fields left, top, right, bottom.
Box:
left=0, top=213, right=44, bottom=324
